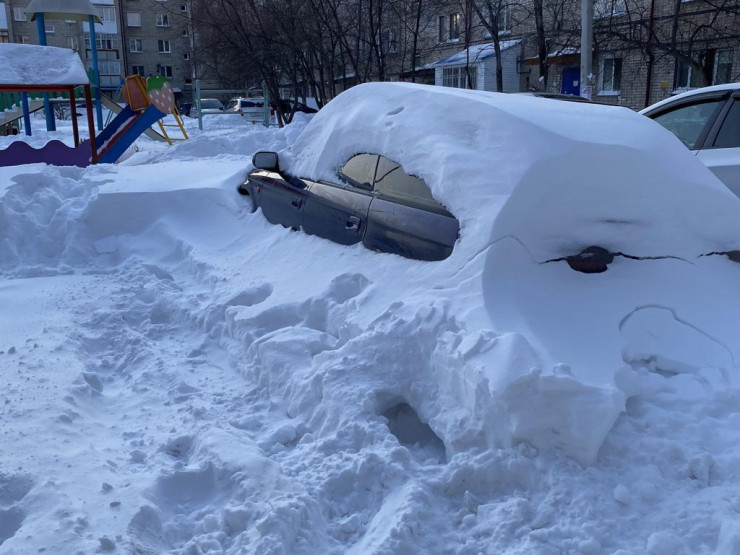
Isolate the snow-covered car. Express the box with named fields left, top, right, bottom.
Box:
left=239, top=150, right=459, bottom=261
left=640, top=83, right=740, bottom=196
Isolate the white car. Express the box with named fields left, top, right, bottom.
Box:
left=225, top=97, right=268, bottom=124
left=640, top=83, right=740, bottom=196
left=191, top=98, right=224, bottom=117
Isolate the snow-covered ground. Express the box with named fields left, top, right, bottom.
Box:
left=2, top=92, right=740, bottom=555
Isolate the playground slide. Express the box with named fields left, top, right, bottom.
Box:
left=96, top=104, right=166, bottom=163
left=101, top=93, right=169, bottom=143
left=0, top=99, right=46, bottom=126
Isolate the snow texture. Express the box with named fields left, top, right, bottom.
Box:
left=0, top=43, right=90, bottom=86
left=1, top=84, right=740, bottom=554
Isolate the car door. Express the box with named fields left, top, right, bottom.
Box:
left=251, top=171, right=309, bottom=230
left=696, top=95, right=740, bottom=197
left=364, top=156, right=459, bottom=261
left=301, top=154, right=377, bottom=246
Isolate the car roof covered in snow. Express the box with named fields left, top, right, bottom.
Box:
left=281, top=82, right=740, bottom=261
left=0, top=43, right=90, bottom=86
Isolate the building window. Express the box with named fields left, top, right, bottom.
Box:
left=595, top=0, right=626, bottom=18
left=180, top=4, right=189, bottom=12
left=675, top=53, right=705, bottom=90
left=383, top=28, right=398, bottom=54
left=68, top=36, right=79, bottom=50
left=127, top=12, right=141, bottom=27
left=0, top=31, right=10, bottom=43
left=183, top=52, right=190, bottom=60
left=438, top=16, right=446, bottom=42
left=158, top=40, right=171, bottom=53
left=44, top=24, right=55, bottom=34
left=129, top=38, right=143, bottom=53
left=86, top=34, right=117, bottom=50
left=157, top=64, right=173, bottom=78
left=132, top=65, right=146, bottom=76
left=156, top=14, right=171, bottom=27
left=600, top=56, right=622, bottom=93
left=714, top=49, right=733, bottom=85
left=182, top=28, right=190, bottom=36
left=498, top=6, right=511, bottom=34
left=449, top=13, right=461, bottom=40
left=442, top=66, right=477, bottom=89
left=98, top=6, right=116, bottom=23
left=13, top=7, right=27, bottom=21
left=18, top=35, right=31, bottom=44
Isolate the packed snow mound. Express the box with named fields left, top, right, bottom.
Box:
left=0, top=44, right=89, bottom=85
left=3, top=95, right=740, bottom=554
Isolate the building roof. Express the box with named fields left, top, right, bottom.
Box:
left=0, top=44, right=90, bottom=86
left=429, top=40, right=523, bottom=68
left=26, top=0, right=102, bottom=22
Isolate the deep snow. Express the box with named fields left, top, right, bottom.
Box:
left=1, top=87, right=740, bottom=554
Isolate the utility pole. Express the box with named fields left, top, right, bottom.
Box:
left=580, top=0, right=593, bottom=100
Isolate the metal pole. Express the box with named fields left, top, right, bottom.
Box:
left=196, top=78, right=202, bottom=131
left=21, top=93, right=32, bottom=136
left=88, top=15, right=104, bottom=131
left=262, top=81, right=269, bottom=127
left=35, top=13, right=56, bottom=131
left=580, top=0, right=593, bottom=100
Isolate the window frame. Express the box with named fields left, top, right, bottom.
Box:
left=158, top=39, right=171, bottom=53
left=127, top=12, right=142, bottom=27
left=646, top=91, right=731, bottom=151
left=599, top=56, right=622, bottom=95
left=129, top=38, right=143, bottom=53
left=13, top=7, right=27, bottom=21
left=156, top=13, right=171, bottom=27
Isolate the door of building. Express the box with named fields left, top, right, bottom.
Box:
left=561, top=67, right=580, bottom=96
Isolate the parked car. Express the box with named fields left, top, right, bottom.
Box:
left=640, top=83, right=740, bottom=196
left=238, top=82, right=740, bottom=268
left=226, top=97, right=267, bottom=123
left=238, top=150, right=459, bottom=261
left=191, top=98, right=224, bottom=117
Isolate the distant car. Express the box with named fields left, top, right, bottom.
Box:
left=226, top=97, right=267, bottom=123
left=640, top=83, right=740, bottom=196
left=191, top=98, right=224, bottom=117
left=238, top=150, right=459, bottom=261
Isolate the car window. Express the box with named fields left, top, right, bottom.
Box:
left=713, top=100, right=740, bottom=149
left=339, top=154, right=378, bottom=190
left=241, top=100, right=263, bottom=108
left=374, top=156, right=440, bottom=207
left=652, top=99, right=724, bottom=149
left=201, top=99, right=221, bottom=109
left=225, top=100, right=238, bottom=111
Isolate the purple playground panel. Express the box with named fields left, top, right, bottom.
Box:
left=0, top=139, right=93, bottom=167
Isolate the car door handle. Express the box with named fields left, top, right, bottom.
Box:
left=345, top=216, right=361, bottom=232
left=291, top=197, right=301, bottom=208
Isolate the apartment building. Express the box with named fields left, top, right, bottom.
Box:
left=416, top=0, right=739, bottom=110
left=2, top=0, right=197, bottom=99
left=117, top=0, right=194, bottom=95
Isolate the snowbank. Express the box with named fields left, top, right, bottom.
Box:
left=2, top=86, right=740, bottom=554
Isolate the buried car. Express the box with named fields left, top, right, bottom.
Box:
left=238, top=150, right=459, bottom=261
left=236, top=82, right=740, bottom=464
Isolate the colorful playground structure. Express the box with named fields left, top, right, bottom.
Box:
left=0, top=43, right=188, bottom=168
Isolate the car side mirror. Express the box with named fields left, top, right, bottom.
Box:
left=252, top=151, right=279, bottom=171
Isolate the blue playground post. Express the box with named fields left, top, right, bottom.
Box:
left=35, top=13, right=56, bottom=132
left=21, top=93, right=32, bottom=136
left=88, top=15, right=104, bottom=131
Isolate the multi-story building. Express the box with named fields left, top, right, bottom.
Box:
left=3, top=0, right=200, bottom=101
left=116, top=0, right=195, bottom=97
